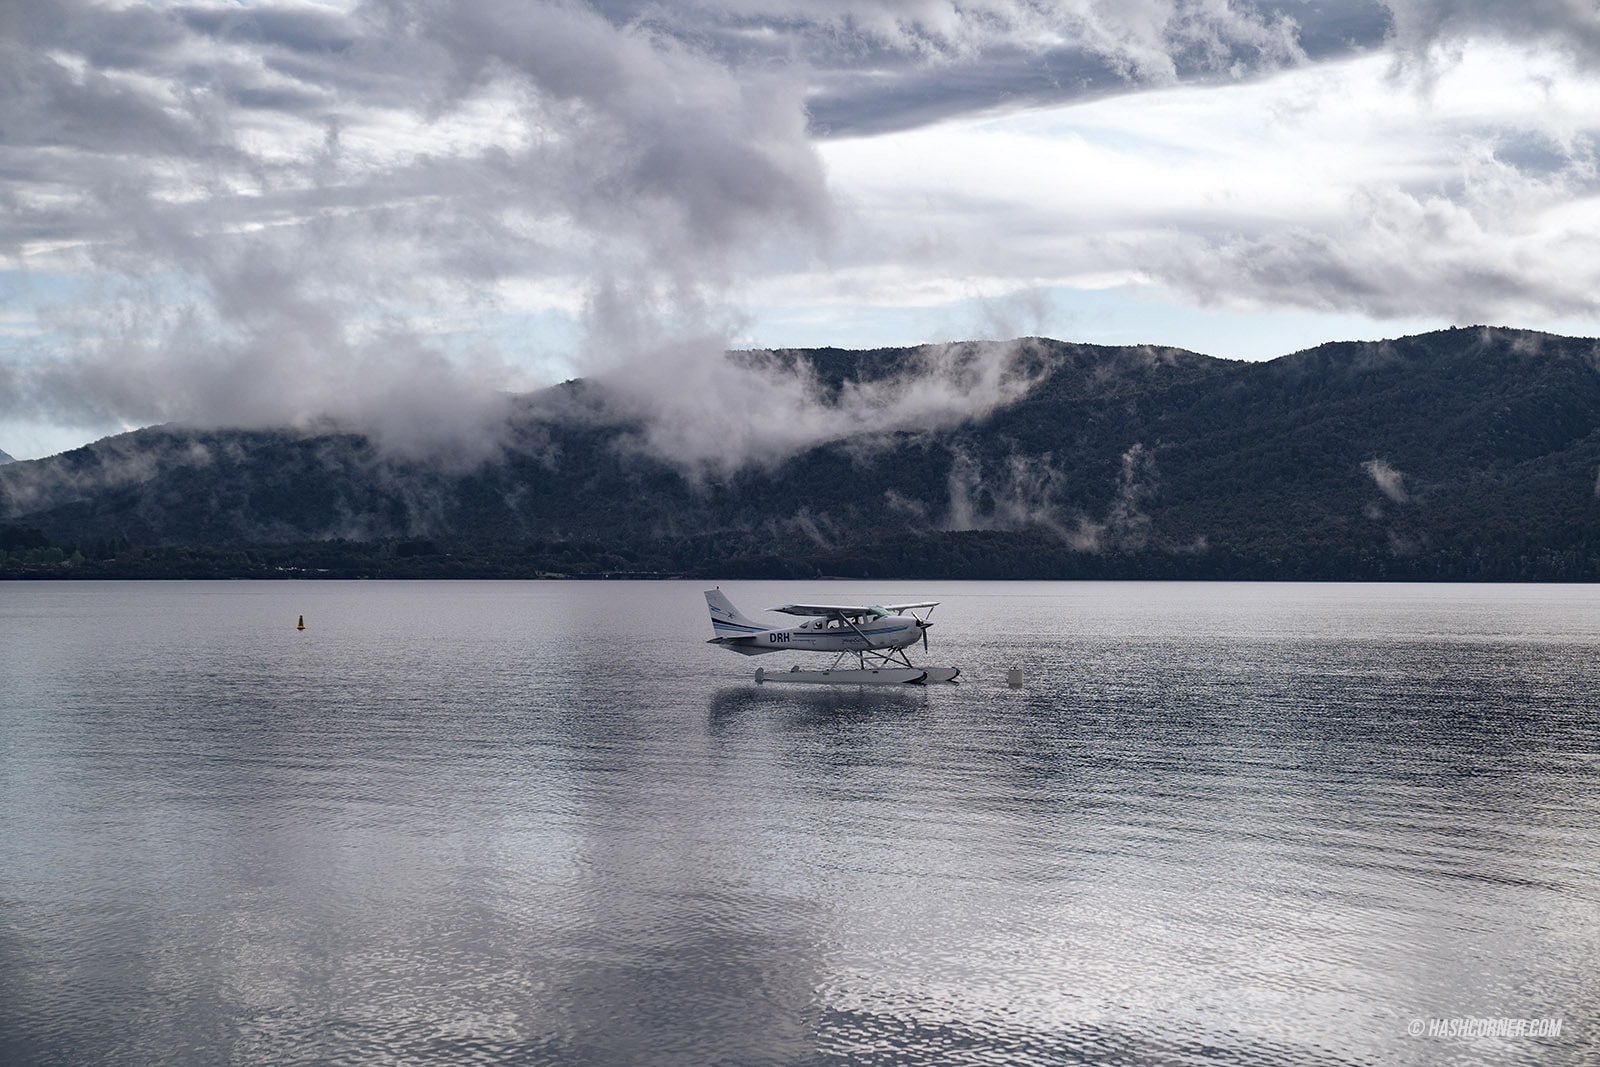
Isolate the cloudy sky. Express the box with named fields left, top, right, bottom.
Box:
left=3, top=0, right=1600, bottom=460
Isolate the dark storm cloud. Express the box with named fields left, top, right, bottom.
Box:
left=1386, top=0, right=1600, bottom=66
left=1, top=31, right=205, bottom=159
left=0, top=0, right=831, bottom=263
left=800, top=0, right=1399, bottom=135
left=575, top=0, right=1389, bottom=135
left=176, top=3, right=360, bottom=53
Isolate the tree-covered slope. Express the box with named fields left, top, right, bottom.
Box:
left=4, top=327, right=1599, bottom=579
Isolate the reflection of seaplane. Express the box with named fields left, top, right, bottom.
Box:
left=705, top=589, right=960, bottom=685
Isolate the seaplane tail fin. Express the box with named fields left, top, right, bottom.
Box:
left=704, top=588, right=762, bottom=639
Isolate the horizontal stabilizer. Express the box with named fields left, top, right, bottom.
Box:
left=706, top=633, right=770, bottom=656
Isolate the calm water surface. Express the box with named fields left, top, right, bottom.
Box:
left=2, top=581, right=1597, bottom=1065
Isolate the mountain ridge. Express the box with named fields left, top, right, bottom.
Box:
left=4, top=326, right=1600, bottom=579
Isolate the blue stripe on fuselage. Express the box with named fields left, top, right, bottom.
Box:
left=713, top=621, right=914, bottom=642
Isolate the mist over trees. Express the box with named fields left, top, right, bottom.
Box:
left=4, top=327, right=1600, bottom=581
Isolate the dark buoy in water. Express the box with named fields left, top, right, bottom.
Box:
left=297, top=614, right=306, bottom=631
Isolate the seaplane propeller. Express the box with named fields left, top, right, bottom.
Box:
left=902, top=605, right=935, bottom=652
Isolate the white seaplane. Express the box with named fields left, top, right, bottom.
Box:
left=705, top=588, right=960, bottom=685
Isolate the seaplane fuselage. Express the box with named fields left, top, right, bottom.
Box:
left=705, top=589, right=928, bottom=657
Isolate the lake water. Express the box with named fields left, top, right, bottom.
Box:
left=2, top=580, right=1597, bottom=1066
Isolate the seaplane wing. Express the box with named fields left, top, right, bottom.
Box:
left=770, top=601, right=938, bottom=617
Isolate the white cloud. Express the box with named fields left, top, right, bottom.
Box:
left=0, top=0, right=831, bottom=457
left=597, top=335, right=1056, bottom=475
left=1362, top=458, right=1408, bottom=503
left=812, top=42, right=1600, bottom=328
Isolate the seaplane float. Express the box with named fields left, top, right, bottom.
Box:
left=705, top=588, right=960, bottom=685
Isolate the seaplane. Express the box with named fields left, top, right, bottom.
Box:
left=704, top=588, right=960, bottom=685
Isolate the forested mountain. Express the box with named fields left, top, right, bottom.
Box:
left=4, top=326, right=1600, bottom=579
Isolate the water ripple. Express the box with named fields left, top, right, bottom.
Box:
left=3, top=581, right=1597, bottom=1066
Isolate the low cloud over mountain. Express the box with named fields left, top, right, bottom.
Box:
left=4, top=326, right=1599, bottom=581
